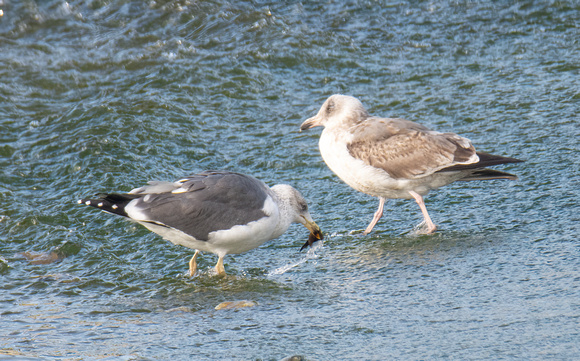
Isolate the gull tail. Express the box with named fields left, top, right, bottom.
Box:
left=458, top=168, right=519, bottom=181
left=78, top=193, right=140, bottom=217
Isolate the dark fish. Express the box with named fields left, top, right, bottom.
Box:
left=300, top=229, right=324, bottom=251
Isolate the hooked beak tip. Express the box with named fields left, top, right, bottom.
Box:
left=299, top=117, right=320, bottom=132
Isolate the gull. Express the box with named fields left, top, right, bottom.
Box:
left=300, top=94, right=523, bottom=234
left=80, top=170, right=323, bottom=276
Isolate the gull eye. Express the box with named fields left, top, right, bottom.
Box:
left=326, top=101, right=334, bottom=113
left=300, top=203, right=308, bottom=212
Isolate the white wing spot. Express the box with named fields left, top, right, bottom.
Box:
left=77, top=199, right=82, bottom=204
left=85, top=201, right=91, bottom=205
left=112, top=204, right=118, bottom=210
left=97, top=202, right=103, bottom=207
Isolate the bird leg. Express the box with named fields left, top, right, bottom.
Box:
left=408, top=191, right=437, bottom=234
left=363, top=197, right=386, bottom=235
left=188, top=250, right=200, bottom=277
left=214, top=255, right=226, bottom=276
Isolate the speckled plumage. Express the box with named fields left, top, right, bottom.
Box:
left=301, top=94, right=523, bottom=234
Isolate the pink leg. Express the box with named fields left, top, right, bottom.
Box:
left=363, top=197, right=386, bottom=235
left=408, top=191, right=437, bottom=234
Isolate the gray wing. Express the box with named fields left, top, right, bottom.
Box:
left=347, top=117, right=478, bottom=179
left=127, top=171, right=271, bottom=241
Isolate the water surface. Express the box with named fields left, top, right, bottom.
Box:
left=1, top=1, right=579, bottom=359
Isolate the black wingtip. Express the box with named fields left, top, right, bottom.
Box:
left=79, top=193, right=138, bottom=217
left=439, top=152, right=525, bottom=173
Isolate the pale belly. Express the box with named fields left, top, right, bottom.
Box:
left=139, top=213, right=282, bottom=257
left=318, top=131, right=462, bottom=199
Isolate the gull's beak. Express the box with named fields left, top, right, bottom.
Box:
left=300, top=216, right=324, bottom=251
left=299, top=116, right=322, bottom=132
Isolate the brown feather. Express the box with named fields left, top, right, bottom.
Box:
left=347, top=118, right=477, bottom=179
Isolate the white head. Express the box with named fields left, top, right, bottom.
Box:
left=270, top=184, right=323, bottom=243
left=300, top=94, right=369, bottom=131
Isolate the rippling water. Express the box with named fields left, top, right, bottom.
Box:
left=1, top=0, right=579, bottom=359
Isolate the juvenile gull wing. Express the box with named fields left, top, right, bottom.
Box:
left=347, top=118, right=478, bottom=179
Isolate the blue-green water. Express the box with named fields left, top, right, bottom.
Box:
left=1, top=0, right=579, bottom=359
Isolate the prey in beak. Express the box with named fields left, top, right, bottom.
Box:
left=300, top=217, right=324, bottom=251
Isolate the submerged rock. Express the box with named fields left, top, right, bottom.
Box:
left=280, top=356, right=307, bottom=361
left=19, top=251, right=62, bottom=265
left=214, top=300, right=258, bottom=310
left=166, top=306, right=194, bottom=313
left=31, top=273, right=80, bottom=283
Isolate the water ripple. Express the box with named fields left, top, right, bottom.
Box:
left=1, top=0, right=579, bottom=359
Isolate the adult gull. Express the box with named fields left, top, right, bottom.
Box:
left=300, top=94, right=523, bottom=234
left=80, top=170, right=323, bottom=275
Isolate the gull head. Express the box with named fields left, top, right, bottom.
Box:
left=300, top=94, right=369, bottom=131
left=270, top=184, right=323, bottom=248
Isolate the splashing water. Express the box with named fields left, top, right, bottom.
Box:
left=268, top=242, right=324, bottom=276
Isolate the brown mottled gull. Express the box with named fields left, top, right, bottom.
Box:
left=300, top=94, right=523, bottom=234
